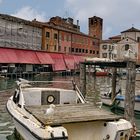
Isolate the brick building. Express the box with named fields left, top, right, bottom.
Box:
left=0, top=13, right=102, bottom=57
left=41, top=16, right=102, bottom=57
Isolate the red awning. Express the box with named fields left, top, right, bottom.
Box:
left=36, top=52, right=54, bottom=64
left=49, top=53, right=66, bottom=71
left=14, top=49, right=40, bottom=64
left=73, top=55, right=84, bottom=69
left=0, top=48, right=41, bottom=64
left=73, top=55, right=84, bottom=64
left=0, top=48, right=18, bottom=63
left=63, top=54, right=75, bottom=70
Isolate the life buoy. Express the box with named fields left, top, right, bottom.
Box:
left=47, top=95, right=55, bottom=104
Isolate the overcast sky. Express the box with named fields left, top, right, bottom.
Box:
left=0, top=0, right=140, bottom=39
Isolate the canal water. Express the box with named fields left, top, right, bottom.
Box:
left=0, top=74, right=140, bottom=139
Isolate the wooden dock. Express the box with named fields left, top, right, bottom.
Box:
left=26, top=103, right=121, bottom=126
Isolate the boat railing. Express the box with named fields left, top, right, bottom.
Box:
left=16, top=78, right=86, bottom=104
left=72, top=81, right=87, bottom=103
left=17, top=78, right=73, bottom=89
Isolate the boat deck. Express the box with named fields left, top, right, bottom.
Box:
left=25, top=103, right=121, bottom=126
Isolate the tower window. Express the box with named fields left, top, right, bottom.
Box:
left=91, top=19, right=93, bottom=25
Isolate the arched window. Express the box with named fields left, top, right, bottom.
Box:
left=125, top=44, right=129, bottom=51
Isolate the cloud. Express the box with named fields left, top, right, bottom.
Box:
left=12, top=6, right=46, bottom=22
left=65, top=0, right=140, bottom=39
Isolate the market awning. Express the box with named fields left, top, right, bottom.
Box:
left=73, top=55, right=84, bottom=69
left=63, top=54, right=75, bottom=70
left=73, top=55, right=84, bottom=64
left=36, top=52, right=54, bottom=64
left=0, top=48, right=18, bottom=63
left=14, top=49, right=40, bottom=64
left=49, top=53, right=66, bottom=71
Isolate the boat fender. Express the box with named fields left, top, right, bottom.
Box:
left=13, top=89, right=20, bottom=104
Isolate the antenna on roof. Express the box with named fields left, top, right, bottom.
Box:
left=132, top=24, right=134, bottom=27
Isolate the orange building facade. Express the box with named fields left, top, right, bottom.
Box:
left=42, top=16, right=102, bottom=57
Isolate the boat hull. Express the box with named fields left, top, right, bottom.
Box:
left=13, top=118, right=38, bottom=140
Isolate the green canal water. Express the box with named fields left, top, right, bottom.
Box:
left=0, top=74, right=140, bottom=140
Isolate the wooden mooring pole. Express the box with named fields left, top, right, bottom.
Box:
left=111, top=68, right=117, bottom=100
left=125, top=60, right=136, bottom=138
left=80, top=63, right=86, bottom=97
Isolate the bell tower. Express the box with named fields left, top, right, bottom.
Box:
left=88, top=16, right=103, bottom=40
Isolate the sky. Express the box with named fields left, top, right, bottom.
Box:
left=0, top=0, right=140, bottom=39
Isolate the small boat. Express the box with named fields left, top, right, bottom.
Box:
left=87, top=67, right=110, bottom=76
left=101, top=91, right=140, bottom=116
left=7, top=79, right=133, bottom=140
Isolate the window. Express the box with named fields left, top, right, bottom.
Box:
left=90, top=50, right=92, bottom=54
left=71, top=48, right=74, bottom=52
left=91, top=19, right=93, bottom=25
left=102, top=45, right=107, bottom=49
left=86, top=49, right=88, bottom=53
left=93, top=50, right=95, bottom=54
left=137, top=37, right=140, bottom=42
left=82, top=49, right=85, bottom=53
left=54, top=33, right=58, bottom=39
left=79, top=48, right=81, bottom=53
left=102, top=53, right=107, bottom=58
left=46, top=32, right=50, bottom=38
left=125, top=44, right=129, bottom=51
left=64, top=47, right=67, bottom=52
left=54, top=45, right=57, bottom=51
left=58, top=46, right=61, bottom=51
left=46, top=44, right=49, bottom=50
left=76, top=48, right=78, bottom=52
left=97, top=51, right=99, bottom=54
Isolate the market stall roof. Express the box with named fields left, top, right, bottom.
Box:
left=0, top=48, right=18, bottom=63
left=49, top=53, right=67, bottom=71
left=63, top=54, right=75, bottom=70
left=36, top=52, right=54, bottom=64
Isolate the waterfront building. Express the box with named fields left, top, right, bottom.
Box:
left=0, top=13, right=42, bottom=50
left=41, top=16, right=102, bottom=57
left=0, top=13, right=102, bottom=57
left=117, top=27, right=140, bottom=62
left=100, top=35, right=121, bottom=60
left=0, top=13, right=103, bottom=76
left=100, top=39, right=117, bottom=60
left=100, top=27, right=140, bottom=63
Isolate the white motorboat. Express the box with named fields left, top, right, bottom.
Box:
left=7, top=79, right=133, bottom=140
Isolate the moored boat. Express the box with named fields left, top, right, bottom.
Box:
left=101, top=93, right=140, bottom=117
left=7, top=79, right=133, bottom=140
